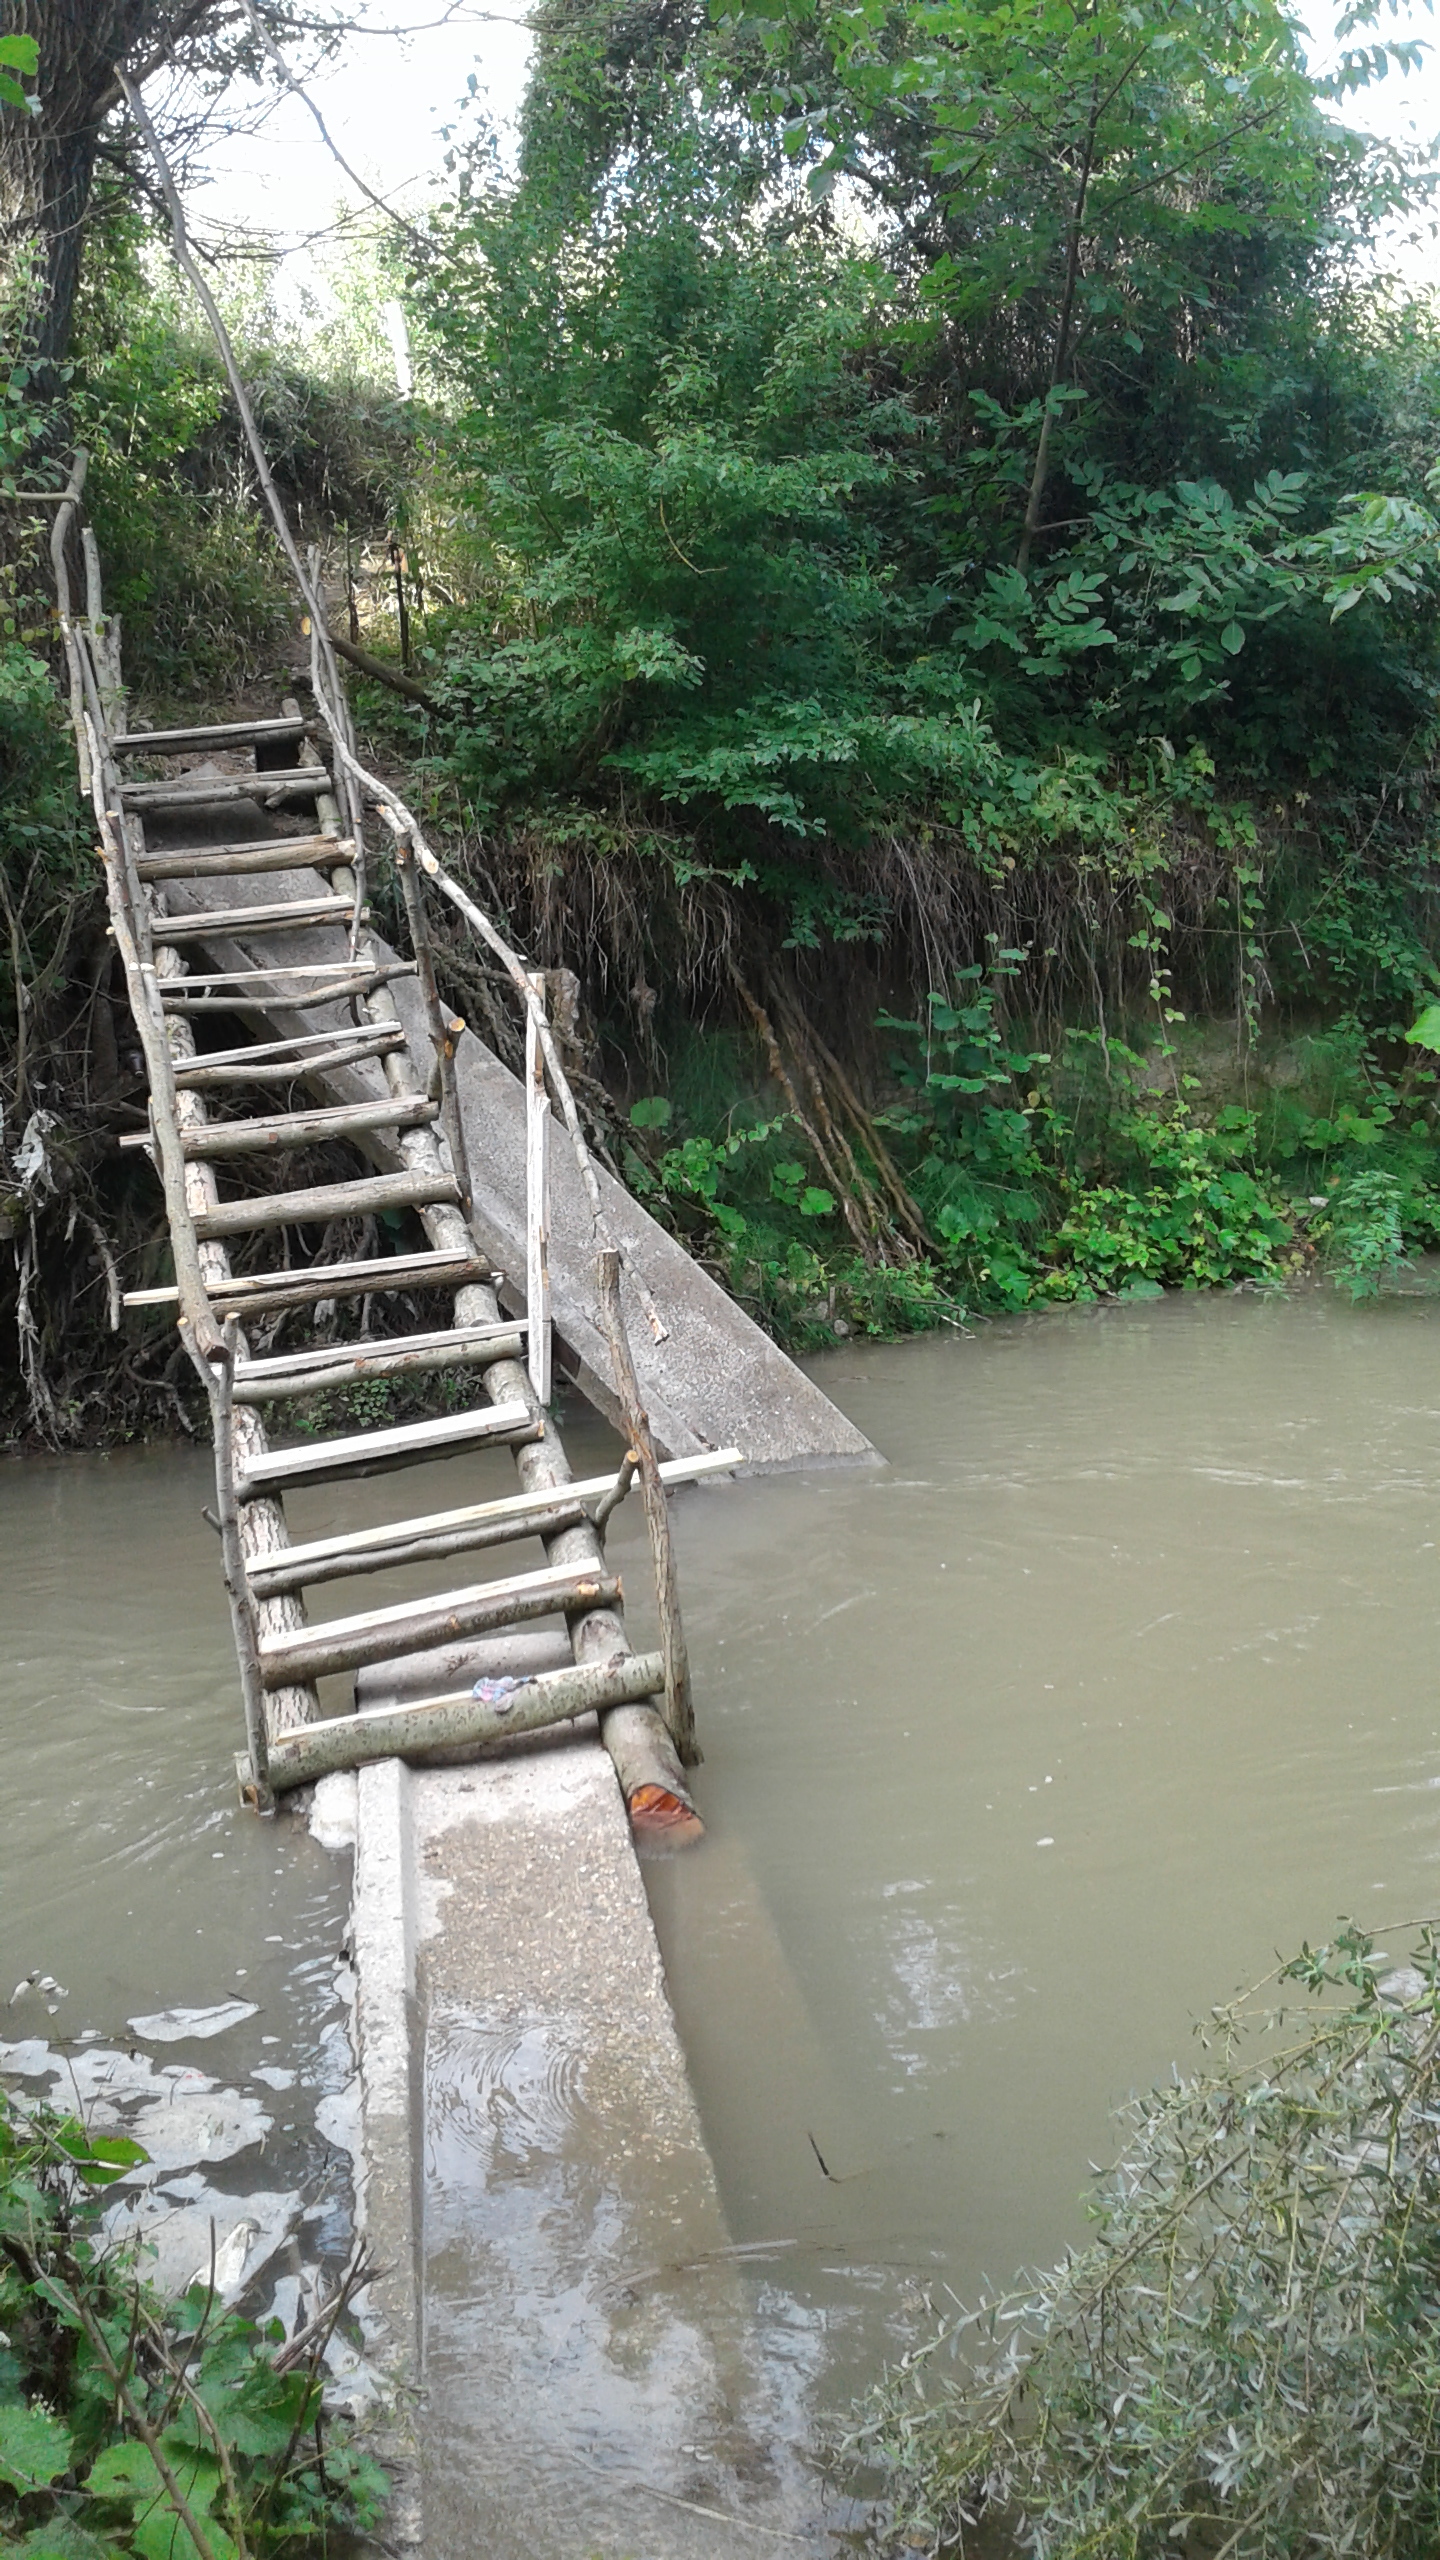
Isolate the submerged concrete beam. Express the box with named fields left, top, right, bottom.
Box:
left=339, top=1731, right=824, bottom=2557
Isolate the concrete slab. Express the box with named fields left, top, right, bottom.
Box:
left=348, top=1758, right=424, bottom=2546
left=157, top=845, right=877, bottom=1470
left=346, top=1737, right=828, bottom=2557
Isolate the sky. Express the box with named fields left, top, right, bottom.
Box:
left=182, top=0, right=1440, bottom=318
left=188, top=3, right=533, bottom=262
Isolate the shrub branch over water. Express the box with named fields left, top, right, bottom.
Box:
left=848, top=1922, right=1440, bottom=2558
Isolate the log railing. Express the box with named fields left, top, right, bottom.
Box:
left=52, top=74, right=714, bottom=1793
left=51, top=454, right=710, bottom=1789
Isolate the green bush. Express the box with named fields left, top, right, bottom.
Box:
left=71, top=211, right=411, bottom=703
left=1323, top=1162, right=1413, bottom=1298
left=848, top=1923, right=1440, bottom=2559
left=0, top=2088, right=387, bottom=2557
left=1044, top=1112, right=1293, bottom=1299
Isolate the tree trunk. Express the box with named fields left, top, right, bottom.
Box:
left=0, top=5, right=140, bottom=366
left=1017, top=77, right=1103, bottom=575
left=0, top=1, right=257, bottom=370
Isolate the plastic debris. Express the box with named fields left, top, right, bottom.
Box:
left=471, top=1675, right=533, bottom=1714
left=185, top=2217, right=260, bottom=2300
left=9, top=1972, right=67, bottom=2006
left=127, top=1999, right=259, bottom=2043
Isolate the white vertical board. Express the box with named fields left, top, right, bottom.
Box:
left=525, top=970, right=553, bottom=1407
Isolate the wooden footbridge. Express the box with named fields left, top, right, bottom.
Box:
left=51, top=463, right=753, bottom=1837
left=38, top=93, right=873, bottom=1840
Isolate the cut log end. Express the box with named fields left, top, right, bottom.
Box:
left=626, top=1783, right=705, bottom=1845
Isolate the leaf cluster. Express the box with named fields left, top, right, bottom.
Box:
left=403, top=0, right=1440, bottom=945
left=0, top=2091, right=387, bottom=2560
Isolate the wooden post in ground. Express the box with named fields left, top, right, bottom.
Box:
left=596, top=1247, right=698, bottom=1767
left=185, top=1318, right=273, bottom=1813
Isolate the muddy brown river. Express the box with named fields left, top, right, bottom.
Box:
left=5, top=1284, right=1440, bottom=2490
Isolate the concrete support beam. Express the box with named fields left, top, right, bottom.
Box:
left=343, top=1734, right=822, bottom=2556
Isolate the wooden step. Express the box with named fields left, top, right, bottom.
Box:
left=233, top=1317, right=526, bottom=1402
left=193, top=1167, right=459, bottom=1241
left=172, top=1039, right=408, bottom=1091
left=172, top=1024, right=405, bottom=1089
left=158, top=962, right=410, bottom=992
left=113, top=716, right=310, bottom=758
left=135, top=836, right=355, bottom=883
left=124, top=1246, right=492, bottom=1316
left=148, top=895, right=357, bottom=942
left=238, top=1317, right=527, bottom=1384
left=255, top=1650, right=666, bottom=1792
left=246, top=1447, right=744, bottom=1595
left=120, top=772, right=330, bottom=814
left=119, top=1094, right=437, bottom=1158
left=256, top=1558, right=617, bottom=1687
left=159, top=961, right=415, bottom=1013
left=235, top=1398, right=536, bottom=1499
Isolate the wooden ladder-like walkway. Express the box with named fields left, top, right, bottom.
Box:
left=55, top=482, right=730, bottom=1833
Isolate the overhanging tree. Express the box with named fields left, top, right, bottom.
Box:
left=721, top=0, right=1431, bottom=560
left=0, top=0, right=349, bottom=369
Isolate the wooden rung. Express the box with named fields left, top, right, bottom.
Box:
left=113, top=715, right=309, bottom=757
left=160, top=961, right=406, bottom=988
left=119, top=1095, right=438, bottom=1160
left=160, top=963, right=415, bottom=1013
left=236, top=1398, right=537, bottom=1498
left=254, top=1650, right=667, bottom=1792
left=120, top=772, right=330, bottom=812
left=194, top=1167, right=459, bottom=1240
left=246, top=1448, right=744, bottom=1595
left=147, top=896, right=357, bottom=941
left=256, top=1558, right=618, bottom=1686
left=172, top=1038, right=409, bottom=1091
left=239, top=1318, right=528, bottom=1381
left=233, top=1318, right=526, bottom=1402
left=172, top=1023, right=402, bottom=1082
left=124, top=1246, right=491, bottom=1315
left=135, top=836, right=354, bottom=883
left=120, top=1095, right=434, bottom=1154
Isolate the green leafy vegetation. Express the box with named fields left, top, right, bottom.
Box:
left=0, top=34, right=38, bottom=116
left=847, top=1921, right=1440, bottom=2558
left=328, top=0, right=1440, bottom=1347
left=0, top=2089, right=386, bottom=2558
left=8, top=0, right=1440, bottom=1426
left=609, top=985, right=1440, bottom=1337
left=71, top=216, right=411, bottom=701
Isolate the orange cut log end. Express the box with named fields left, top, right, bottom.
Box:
left=627, top=1782, right=705, bottom=1845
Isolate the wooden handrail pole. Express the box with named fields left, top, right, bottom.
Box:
left=395, top=833, right=474, bottom=1216
left=526, top=971, right=553, bottom=1408
left=595, top=1249, right=698, bottom=1766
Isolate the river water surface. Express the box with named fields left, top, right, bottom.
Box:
left=645, top=1282, right=1440, bottom=2419
left=6, top=1285, right=1440, bottom=2491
